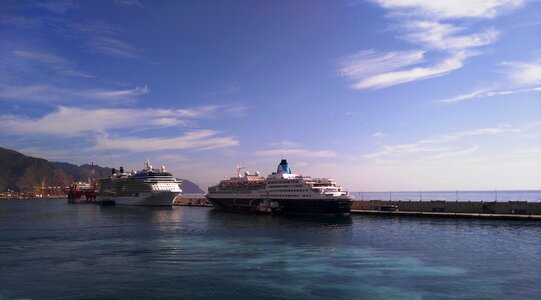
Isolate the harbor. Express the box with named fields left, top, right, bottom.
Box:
left=2, top=0, right=541, bottom=298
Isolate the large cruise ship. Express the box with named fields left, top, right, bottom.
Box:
left=206, top=159, right=352, bottom=214
left=97, top=160, right=182, bottom=206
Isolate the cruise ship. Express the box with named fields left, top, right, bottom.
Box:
left=206, top=159, right=352, bottom=214
left=97, top=160, right=182, bottom=206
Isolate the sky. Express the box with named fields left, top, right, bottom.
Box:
left=1, top=0, right=541, bottom=191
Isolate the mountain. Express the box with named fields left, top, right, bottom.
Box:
left=51, top=161, right=111, bottom=183
left=0, top=147, right=204, bottom=194
left=0, top=147, right=66, bottom=192
left=179, top=179, right=205, bottom=194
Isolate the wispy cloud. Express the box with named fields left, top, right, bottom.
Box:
left=0, top=105, right=239, bottom=136
left=13, top=50, right=94, bottom=78
left=7, top=17, right=140, bottom=59
left=404, top=21, right=499, bottom=50
left=503, top=60, right=541, bottom=86
left=340, top=0, right=519, bottom=89
left=425, top=145, right=480, bottom=160
left=0, top=15, right=42, bottom=29
left=372, top=131, right=387, bottom=138
left=0, top=84, right=149, bottom=104
left=364, top=125, right=520, bottom=160
left=256, top=141, right=337, bottom=158
left=113, top=0, right=151, bottom=12
left=437, top=86, right=541, bottom=103
left=209, top=82, right=241, bottom=96
left=31, top=0, right=78, bottom=14
left=375, top=0, right=524, bottom=19
left=351, top=51, right=471, bottom=89
left=57, top=20, right=141, bottom=59
left=87, top=36, right=141, bottom=59
left=437, top=58, right=541, bottom=103
left=339, top=50, right=425, bottom=80
left=95, top=130, right=238, bottom=152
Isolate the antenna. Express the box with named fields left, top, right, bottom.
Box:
left=236, top=164, right=246, bottom=178
left=91, top=162, right=96, bottom=188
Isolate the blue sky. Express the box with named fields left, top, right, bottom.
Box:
left=1, top=0, right=541, bottom=191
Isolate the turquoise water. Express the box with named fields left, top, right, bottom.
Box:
left=1, top=199, right=540, bottom=299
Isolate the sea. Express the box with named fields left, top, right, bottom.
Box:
left=1, top=197, right=540, bottom=300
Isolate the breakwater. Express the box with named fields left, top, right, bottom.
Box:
left=352, top=200, right=541, bottom=215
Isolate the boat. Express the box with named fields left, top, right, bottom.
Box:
left=206, top=159, right=353, bottom=214
left=66, top=181, right=96, bottom=204
left=96, top=160, right=182, bottom=206
left=66, top=162, right=97, bottom=204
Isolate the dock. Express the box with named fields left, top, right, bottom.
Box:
left=351, top=209, right=541, bottom=220
left=351, top=200, right=541, bottom=220
left=173, top=197, right=213, bottom=207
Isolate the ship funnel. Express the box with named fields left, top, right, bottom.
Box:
left=277, top=159, right=291, bottom=174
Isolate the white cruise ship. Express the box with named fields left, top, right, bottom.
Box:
left=206, top=159, right=352, bottom=214
left=97, top=160, right=182, bottom=206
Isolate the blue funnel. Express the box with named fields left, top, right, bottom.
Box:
left=277, top=159, right=291, bottom=174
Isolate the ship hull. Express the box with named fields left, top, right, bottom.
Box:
left=206, top=197, right=352, bottom=215
left=97, top=192, right=179, bottom=206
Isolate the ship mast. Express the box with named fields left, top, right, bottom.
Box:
left=91, top=162, right=96, bottom=189
left=236, top=164, right=245, bottom=178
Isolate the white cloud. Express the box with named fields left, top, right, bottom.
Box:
left=95, top=130, right=238, bottom=152
left=57, top=20, right=141, bottom=59
left=0, top=84, right=148, bottom=103
left=114, top=0, right=146, bottom=9
left=32, top=0, right=77, bottom=14
left=404, top=21, right=499, bottom=50
left=256, top=141, right=337, bottom=158
left=14, top=50, right=68, bottom=65
left=13, top=50, right=94, bottom=78
left=256, top=149, right=337, bottom=158
left=372, top=131, right=386, bottom=138
left=437, top=88, right=492, bottom=103
left=269, top=141, right=302, bottom=148
left=0, top=15, right=42, bottom=29
left=364, top=144, right=451, bottom=160
left=374, top=0, right=524, bottom=19
left=425, top=146, right=480, bottom=160
left=351, top=51, right=471, bottom=89
left=339, top=50, right=425, bottom=80
left=176, top=105, right=222, bottom=118
left=87, top=36, right=141, bottom=58
left=437, top=86, right=541, bottom=103
left=437, top=58, right=541, bottom=103
left=0, top=105, right=229, bottom=136
left=503, top=60, right=541, bottom=86
left=340, top=0, right=518, bottom=89
left=365, top=125, right=520, bottom=160
left=209, top=82, right=240, bottom=96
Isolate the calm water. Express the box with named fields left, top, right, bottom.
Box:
left=1, top=199, right=540, bottom=299
left=352, top=190, right=541, bottom=202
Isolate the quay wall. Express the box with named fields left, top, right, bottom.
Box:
left=173, top=197, right=212, bottom=206
left=352, top=200, right=541, bottom=215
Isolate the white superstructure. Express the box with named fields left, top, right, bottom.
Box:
left=97, top=160, right=182, bottom=206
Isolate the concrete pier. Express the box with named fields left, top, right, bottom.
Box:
left=173, top=197, right=213, bottom=207
left=351, top=209, right=541, bottom=220
left=351, top=200, right=541, bottom=220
